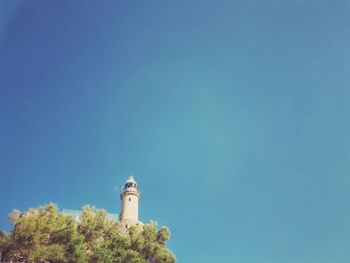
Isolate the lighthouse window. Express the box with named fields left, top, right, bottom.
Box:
left=129, top=197, right=131, bottom=202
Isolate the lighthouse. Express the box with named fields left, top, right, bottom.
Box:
left=119, top=176, right=141, bottom=225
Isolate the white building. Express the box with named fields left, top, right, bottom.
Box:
left=119, top=176, right=143, bottom=227
left=62, top=176, right=142, bottom=228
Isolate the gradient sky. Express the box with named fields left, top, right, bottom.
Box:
left=1, top=1, right=350, bottom=262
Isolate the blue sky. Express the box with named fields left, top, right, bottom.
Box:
left=1, top=0, right=350, bottom=262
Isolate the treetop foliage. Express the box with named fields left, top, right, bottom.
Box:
left=0, top=204, right=176, bottom=263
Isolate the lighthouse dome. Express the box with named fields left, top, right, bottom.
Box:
left=123, top=176, right=138, bottom=192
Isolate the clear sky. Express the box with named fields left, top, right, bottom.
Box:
left=1, top=0, right=350, bottom=262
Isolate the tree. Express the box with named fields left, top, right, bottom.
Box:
left=0, top=204, right=86, bottom=263
left=0, top=204, right=176, bottom=263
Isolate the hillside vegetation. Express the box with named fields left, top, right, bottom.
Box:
left=0, top=204, right=176, bottom=263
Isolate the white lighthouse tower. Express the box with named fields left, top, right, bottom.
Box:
left=119, top=176, right=141, bottom=226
